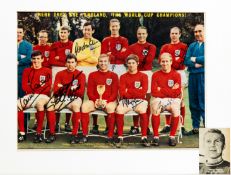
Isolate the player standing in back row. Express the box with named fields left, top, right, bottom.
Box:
left=129, top=26, right=156, bottom=135
left=159, top=27, right=188, bottom=135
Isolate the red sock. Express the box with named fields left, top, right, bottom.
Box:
left=81, top=113, right=89, bottom=136
left=56, top=113, right=60, bottom=125
left=151, top=114, right=160, bottom=137
left=72, top=112, right=81, bottom=135
left=116, top=114, right=124, bottom=137
left=65, top=113, right=71, bottom=124
left=92, top=114, right=98, bottom=126
left=46, top=111, right=56, bottom=134
left=181, top=106, right=185, bottom=125
left=105, top=115, right=109, bottom=128
left=139, top=113, right=148, bottom=137
left=165, top=115, right=171, bottom=126
left=107, top=113, right=115, bottom=138
left=133, top=115, right=139, bottom=127
left=36, top=111, right=45, bottom=134
left=170, top=116, right=179, bottom=137
left=18, top=111, right=25, bottom=132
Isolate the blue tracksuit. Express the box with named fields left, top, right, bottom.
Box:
left=18, top=40, right=32, bottom=98
left=184, top=41, right=205, bottom=128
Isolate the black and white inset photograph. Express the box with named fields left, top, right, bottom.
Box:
left=199, top=128, right=230, bottom=174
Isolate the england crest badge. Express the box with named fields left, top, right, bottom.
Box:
left=65, top=49, right=70, bottom=55
left=175, top=50, right=180, bottom=57
left=142, top=49, right=148, bottom=56
left=106, top=78, right=112, bottom=85
left=44, top=51, right=50, bottom=58
left=168, top=80, right=174, bottom=87
left=134, top=81, right=141, bottom=88
left=115, top=43, right=121, bottom=51
left=40, top=75, right=46, bottom=82
left=72, top=79, right=78, bottom=86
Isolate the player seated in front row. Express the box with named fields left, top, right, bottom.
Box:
left=115, top=54, right=150, bottom=148
left=80, top=54, right=119, bottom=144
left=17, top=50, right=56, bottom=143
left=47, top=53, right=86, bottom=144
left=150, top=52, right=182, bottom=146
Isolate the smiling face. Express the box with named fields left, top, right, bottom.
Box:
left=31, top=55, right=43, bottom=69
left=83, top=25, right=94, bottom=39
left=66, top=58, right=77, bottom=72
left=98, top=55, right=109, bottom=72
left=137, top=28, right=148, bottom=44
left=194, top=24, right=204, bottom=42
left=110, top=21, right=120, bottom=36
left=204, top=133, right=224, bottom=159
left=160, top=53, right=172, bottom=73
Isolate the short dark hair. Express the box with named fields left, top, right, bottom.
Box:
left=204, top=129, right=226, bottom=150
left=31, top=50, right=42, bottom=58
left=66, top=53, right=77, bottom=62
left=83, top=21, right=95, bottom=30
left=17, top=24, right=24, bottom=31
left=126, top=54, right=139, bottom=63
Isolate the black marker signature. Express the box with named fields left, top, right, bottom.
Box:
left=155, top=98, right=174, bottom=114
left=46, top=71, right=83, bottom=112
left=18, top=70, right=51, bottom=111
left=75, top=39, right=100, bottom=53
left=111, top=64, right=116, bottom=72
left=121, top=99, right=143, bottom=109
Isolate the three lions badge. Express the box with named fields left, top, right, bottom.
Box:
left=134, top=81, right=141, bottom=88
left=106, top=78, right=112, bottom=85
left=168, top=80, right=174, bottom=87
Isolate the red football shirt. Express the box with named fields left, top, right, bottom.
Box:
left=33, top=44, right=51, bottom=68
left=119, top=71, right=148, bottom=99
left=151, top=69, right=181, bottom=98
left=53, top=69, right=86, bottom=98
left=22, top=67, right=52, bottom=95
left=159, top=42, right=188, bottom=70
left=129, top=42, right=156, bottom=71
left=87, top=70, right=119, bottom=102
left=101, top=36, right=130, bottom=64
left=49, top=41, right=73, bottom=67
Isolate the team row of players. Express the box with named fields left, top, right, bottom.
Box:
left=18, top=19, right=187, bottom=72
left=18, top=19, right=188, bottom=141
left=17, top=51, right=183, bottom=147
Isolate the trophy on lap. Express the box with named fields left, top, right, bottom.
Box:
left=96, top=85, right=106, bottom=109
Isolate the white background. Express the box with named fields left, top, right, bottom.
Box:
left=0, top=0, right=231, bottom=174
